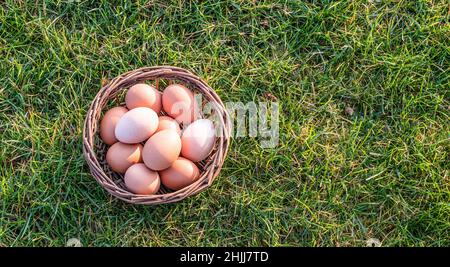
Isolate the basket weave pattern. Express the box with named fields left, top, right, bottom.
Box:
left=83, top=66, right=231, bottom=205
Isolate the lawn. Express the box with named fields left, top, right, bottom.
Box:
left=0, top=0, right=449, bottom=246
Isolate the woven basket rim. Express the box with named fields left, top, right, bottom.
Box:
left=83, top=66, right=231, bottom=205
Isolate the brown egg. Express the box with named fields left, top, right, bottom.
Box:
left=124, top=163, right=160, bottom=195
left=125, top=83, right=162, bottom=113
left=159, top=157, right=200, bottom=191
left=115, top=107, right=159, bottom=144
left=100, top=106, right=128, bottom=145
left=106, top=142, right=143, bottom=173
left=162, top=84, right=198, bottom=124
left=156, top=116, right=181, bottom=135
left=143, top=129, right=181, bottom=170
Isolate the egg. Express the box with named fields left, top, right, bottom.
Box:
left=143, top=129, right=181, bottom=170
left=162, top=84, right=197, bottom=124
left=181, top=119, right=216, bottom=162
left=106, top=142, right=143, bottom=173
left=124, top=163, right=160, bottom=195
left=156, top=116, right=181, bottom=135
left=115, top=107, right=158, bottom=144
left=100, top=106, right=128, bottom=145
left=159, top=157, right=200, bottom=191
left=125, top=83, right=162, bottom=113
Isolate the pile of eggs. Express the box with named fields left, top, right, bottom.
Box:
left=99, top=83, right=215, bottom=195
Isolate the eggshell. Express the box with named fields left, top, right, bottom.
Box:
left=100, top=106, right=128, bottom=145
left=162, top=84, right=198, bottom=124
left=159, top=157, right=200, bottom=191
left=156, top=116, right=181, bottom=135
left=106, top=142, right=143, bottom=173
left=181, top=119, right=216, bottom=162
left=124, top=163, right=160, bottom=195
left=115, top=107, right=158, bottom=144
left=125, top=83, right=162, bottom=113
left=143, top=129, right=181, bottom=170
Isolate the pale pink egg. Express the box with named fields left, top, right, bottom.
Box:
left=181, top=119, right=216, bottom=162
left=142, top=129, right=181, bottom=170
left=115, top=107, right=158, bottom=144
left=125, top=83, right=162, bottom=113
left=124, top=163, right=160, bottom=195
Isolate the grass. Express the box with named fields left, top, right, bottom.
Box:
left=0, top=0, right=449, bottom=247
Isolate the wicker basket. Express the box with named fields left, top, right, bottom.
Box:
left=83, top=66, right=231, bottom=205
